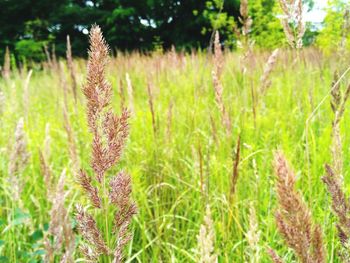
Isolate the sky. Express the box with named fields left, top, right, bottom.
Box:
left=305, top=0, right=327, bottom=23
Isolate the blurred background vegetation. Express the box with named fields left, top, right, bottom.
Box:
left=0, top=0, right=348, bottom=62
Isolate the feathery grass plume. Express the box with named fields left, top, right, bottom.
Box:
left=260, top=49, right=279, bottom=94
left=77, top=25, right=137, bottom=262
left=322, top=164, right=350, bottom=260
left=76, top=204, right=110, bottom=254
left=230, top=134, right=241, bottom=198
left=23, top=69, right=33, bottom=117
left=271, top=151, right=326, bottom=263
left=77, top=170, right=101, bottom=208
left=212, top=71, right=231, bottom=135
left=2, top=46, right=10, bottom=79
left=212, top=31, right=231, bottom=136
left=109, top=171, right=137, bottom=263
left=322, top=168, right=350, bottom=262
left=323, top=70, right=350, bottom=261
left=126, top=72, right=134, bottom=115
left=322, top=164, right=350, bottom=262
left=278, top=0, right=305, bottom=49
left=147, top=82, right=157, bottom=137
left=8, top=118, right=30, bottom=201
left=246, top=203, right=261, bottom=263
left=66, top=35, right=78, bottom=103
left=197, top=205, right=217, bottom=263
left=44, top=169, right=75, bottom=262
left=267, top=248, right=285, bottom=263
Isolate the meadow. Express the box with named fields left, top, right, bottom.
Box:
left=0, top=26, right=350, bottom=262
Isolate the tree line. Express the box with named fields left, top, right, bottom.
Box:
left=0, top=0, right=348, bottom=62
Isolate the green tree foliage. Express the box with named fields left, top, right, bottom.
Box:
left=0, top=0, right=64, bottom=54
left=202, top=0, right=240, bottom=48
left=316, top=0, right=350, bottom=55
left=248, top=0, right=285, bottom=49
left=1, top=0, right=234, bottom=58
left=0, top=0, right=347, bottom=61
left=15, top=40, right=46, bottom=62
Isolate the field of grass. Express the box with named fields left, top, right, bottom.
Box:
left=0, top=41, right=349, bottom=262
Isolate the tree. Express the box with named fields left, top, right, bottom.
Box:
left=248, top=0, right=285, bottom=49
left=316, top=0, right=350, bottom=55
left=0, top=0, right=65, bottom=60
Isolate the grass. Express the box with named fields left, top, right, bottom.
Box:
left=0, top=47, right=349, bottom=262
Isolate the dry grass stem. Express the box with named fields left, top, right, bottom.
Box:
left=2, top=46, right=10, bottom=79
left=44, top=44, right=53, bottom=69
left=213, top=31, right=224, bottom=78
left=212, top=32, right=231, bottom=136
left=166, top=100, right=173, bottom=142
left=66, top=35, right=78, bottom=103
left=0, top=90, right=5, bottom=115
left=230, top=134, right=241, bottom=198
left=126, top=72, right=134, bottom=115
left=197, top=143, right=204, bottom=195
left=44, top=123, right=51, bottom=160
left=39, top=123, right=52, bottom=191
left=63, top=106, right=79, bottom=173
left=118, top=78, right=126, bottom=111
left=147, top=82, right=157, bottom=137
left=39, top=149, right=52, bottom=192
left=23, top=69, right=32, bottom=117
left=210, top=114, right=218, bottom=145
left=59, top=61, right=69, bottom=110
left=52, top=44, right=58, bottom=72
left=329, top=71, right=350, bottom=183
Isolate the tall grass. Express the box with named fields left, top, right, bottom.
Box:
left=0, top=31, right=350, bottom=262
